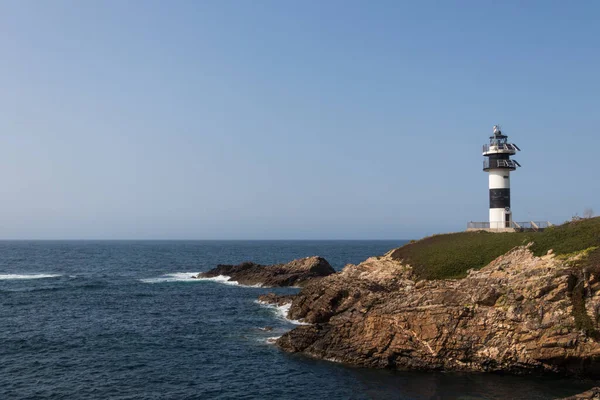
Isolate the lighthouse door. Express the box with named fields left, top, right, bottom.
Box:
left=505, top=214, right=511, bottom=228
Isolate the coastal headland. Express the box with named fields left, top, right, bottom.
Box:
left=203, top=217, right=600, bottom=397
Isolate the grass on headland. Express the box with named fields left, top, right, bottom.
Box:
left=389, top=217, right=600, bottom=280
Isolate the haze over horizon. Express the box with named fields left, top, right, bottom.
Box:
left=1, top=1, right=598, bottom=240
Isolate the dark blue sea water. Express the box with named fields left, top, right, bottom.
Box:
left=0, top=241, right=595, bottom=399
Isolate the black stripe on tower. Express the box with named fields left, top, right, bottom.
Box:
left=489, top=188, right=511, bottom=209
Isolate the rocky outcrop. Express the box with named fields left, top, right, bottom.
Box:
left=286, top=254, right=413, bottom=324
left=274, top=246, right=600, bottom=376
left=195, top=256, right=335, bottom=287
left=257, top=293, right=296, bottom=306
left=558, top=387, right=600, bottom=399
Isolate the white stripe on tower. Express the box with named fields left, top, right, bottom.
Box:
left=489, top=170, right=510, bottom=229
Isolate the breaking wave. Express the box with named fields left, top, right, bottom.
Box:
left=140, top=273, right=261, bottom=287
left=255, top=300, right=310, bottom=325
left=139, top=272, right=200, bottom=284
left=0, top=274, right=61, bottom=280
left=266, top=336, right=281, bottom=343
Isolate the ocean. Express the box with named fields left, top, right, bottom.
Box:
left=0, top=240, right=594, bottom=399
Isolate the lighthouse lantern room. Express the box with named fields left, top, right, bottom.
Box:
left=483, top=125, right=521, bottom=229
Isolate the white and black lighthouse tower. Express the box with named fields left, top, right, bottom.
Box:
left=483, top=125, right=521, bottom=229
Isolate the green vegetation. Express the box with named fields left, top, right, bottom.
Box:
left=390, top=217, right=600, bottom=280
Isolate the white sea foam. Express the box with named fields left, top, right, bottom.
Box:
left=0, top=274, right=61, bottom=280
left=192, top=275, right=264, bottom=288
left=139, top=272, right=201, bottom=284
left=254, top=334, right=283, bottom=344
left=140, top=273, right=262, bottom=287
left=196, top=275, right=241, bottom=286
left=255, top=300, right=311, bottom=325
left=266, top=336, right=281, bottom=343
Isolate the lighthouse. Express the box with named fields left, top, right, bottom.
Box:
left=483, top=125, right=521, bottom=229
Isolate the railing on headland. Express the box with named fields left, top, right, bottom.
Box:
left=467, top=221, right=491, bottom=229
left=467, top=221, right=553, bottom=231
left=513, top=221, right=553, bottom=230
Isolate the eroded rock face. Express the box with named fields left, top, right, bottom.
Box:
left=195, top=256, right=335, bottom=287
left=275, top=246, right=600, bottom=376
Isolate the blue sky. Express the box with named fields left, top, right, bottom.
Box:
left=1, top=1, right=598, bottom=239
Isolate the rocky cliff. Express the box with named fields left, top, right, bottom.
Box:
left=195, top=256, right=335, bottom=287
left=265, top=245, right=600, bottom=376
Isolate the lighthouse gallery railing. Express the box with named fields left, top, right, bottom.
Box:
left=482, top=143, right=520, bottom=153
left=483, top=159, right=520, bottom=169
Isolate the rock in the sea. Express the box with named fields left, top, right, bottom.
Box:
left=196, top=256, right=335, bottom=287
left=557, top=387, right=600, bottom=399
left=257, top=293, right=296, bottom=306
left=275, top=246, right=600, bottom=376
left=258, top=326, right=274, bottom=332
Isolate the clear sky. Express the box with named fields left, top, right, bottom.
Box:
left=1, top=1, right=598, bottom=240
